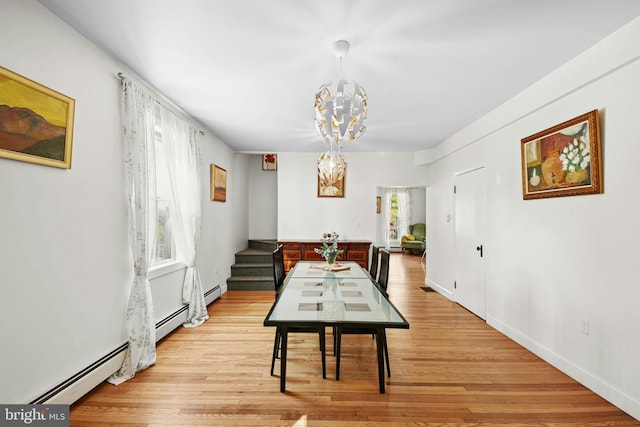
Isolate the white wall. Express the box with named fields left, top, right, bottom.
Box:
left=423, top=17, right=640, bottom=419
left=246, top=154, right=277, bottom=239
left=277, top=152, right=429, bottom=241
left=0, top=0, right=240, bottom=403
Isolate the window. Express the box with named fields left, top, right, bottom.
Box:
left=388, top=192, right=407, bottom=244
left=388, top=194, right=399, bottom=242
left=150, top=106, right=176, bottom=267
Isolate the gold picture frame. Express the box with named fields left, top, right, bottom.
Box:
left=521, top=110, right=602, bottom=200
left=210, top=164, right=227, bottom=202
left=0, top=66, right=75, bottom=169
left=318, top=167, right=346, bottom=198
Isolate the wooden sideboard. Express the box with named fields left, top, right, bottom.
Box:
left=277, top=240, right=371, bottom=273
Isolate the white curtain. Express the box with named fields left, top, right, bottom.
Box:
left=108, top=77, right=158, bottom=385
left=397, top=188, right=412, bottom=237
left=382, top=189, right=391, bottom=249
left=160, top=107, right=208, bottom=327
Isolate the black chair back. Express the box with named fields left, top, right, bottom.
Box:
left=272, top=244, right=285, bottom=295
left=369, top=245, right=380, bottom=281
left=377, top=248, right=391, bottom=294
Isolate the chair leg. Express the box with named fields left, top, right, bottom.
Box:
left=270, top=328, right=280, bottom=376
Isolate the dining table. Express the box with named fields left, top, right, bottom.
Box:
left=264, top=260, right=410, bottom=393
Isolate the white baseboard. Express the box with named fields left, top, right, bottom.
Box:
left=36, top=345, right=127, bottom=405
left=425, top=277, right=453, bottom=300
left=37, top=286, right=221, bottom=405
left=422, top=278, right=639, bottom=420
left=487, top=315, right=640, bottom=421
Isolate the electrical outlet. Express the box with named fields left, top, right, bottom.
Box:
left=580, top=318, right=590, bottom=336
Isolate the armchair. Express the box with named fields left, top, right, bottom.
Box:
left=401, top=223, right=425, bottom=255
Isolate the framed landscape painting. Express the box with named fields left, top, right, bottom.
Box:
left=520, top=110, right=602, bottom=200
left=0, top=66, right=75, bottom=169
left=211, top=164, right=227, bottom=202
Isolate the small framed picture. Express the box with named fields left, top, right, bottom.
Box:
left=262, top=154, right=277, bottom=170
left=210, top=164, right=227, bottom=202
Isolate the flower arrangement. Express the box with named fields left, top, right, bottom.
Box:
left=560, top=137, right=590, bottom=173
left=314, top=232, right=344, bottom=264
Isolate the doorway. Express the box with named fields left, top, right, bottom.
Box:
left=453, top=167, right=486, bottom=319
left=376, top=186, right=426, bottom=250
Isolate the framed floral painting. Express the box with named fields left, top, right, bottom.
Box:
left=262, top=153, right=277, bottom=170
left=520, top=110, right=602, bottom=200
left=0, top=66, right=75, bottom=169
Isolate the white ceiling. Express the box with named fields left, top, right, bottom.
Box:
left=37, top=0, right=640, bottom=153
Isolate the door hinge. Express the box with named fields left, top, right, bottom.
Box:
left=453, top=185, right=456, bottom=194
left=454, top=281, right=457, bottom=289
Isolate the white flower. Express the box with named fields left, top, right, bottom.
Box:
left=569, top=165, right=575, bottom=172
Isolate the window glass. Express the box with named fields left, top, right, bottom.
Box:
left=388, top=194, right=399, bottom=241
left=150, top=108, right=175, bottom=266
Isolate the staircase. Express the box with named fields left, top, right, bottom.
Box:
left=226, top=240, right=278, bottom=291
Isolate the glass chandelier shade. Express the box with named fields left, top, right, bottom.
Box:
left=314, top=78, right=368, bottom=146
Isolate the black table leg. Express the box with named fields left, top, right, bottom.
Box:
left=320, top=328, right=326, bottom=379
left=280, top=327, right=288, bottom=392
left=376, top=328, right=385, bottom=393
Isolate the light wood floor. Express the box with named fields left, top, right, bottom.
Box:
left=70, top=254, right=639, bottom=426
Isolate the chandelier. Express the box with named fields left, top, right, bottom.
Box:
left=315, top=40, right=367, bottom=186
left=314, top=40, right=368, bottom=147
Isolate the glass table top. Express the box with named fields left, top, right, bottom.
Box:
left=266, top=276, right=408, bottom=327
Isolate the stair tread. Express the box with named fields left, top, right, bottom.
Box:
left=232, top=263, right=272, bottom=268
left=237, top=248, right=272, bottom=254
left=227, top=276, right=273, bottom=281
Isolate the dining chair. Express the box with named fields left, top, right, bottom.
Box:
left=334, top=248, right=392, bottom=380
left=376, top=248, right=390, bottom=297
left=272, top=244, right=286, bottom=297
left=270, top=250, right=326, bottom=378
left=369, top=245, right=380, bottom=281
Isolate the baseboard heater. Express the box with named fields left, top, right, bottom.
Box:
left=31, top=285, right=221, bottom=405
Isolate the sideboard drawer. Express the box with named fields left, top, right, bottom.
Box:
left=278, top=240, right=371, bottom=273
left=346, top=250, right=366, bottom=260
left=283, top=250, right=300, bottom=260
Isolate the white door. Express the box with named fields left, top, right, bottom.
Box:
left=454, top=167, right=486, bottom=319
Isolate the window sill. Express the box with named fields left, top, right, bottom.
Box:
left=149, top=260, right=187, bottom=280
